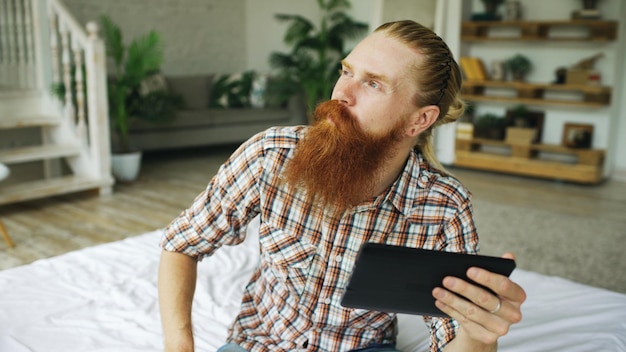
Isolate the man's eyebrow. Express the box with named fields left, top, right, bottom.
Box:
left=341, top=60, right=391, bottom=85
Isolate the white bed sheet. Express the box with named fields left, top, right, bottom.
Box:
left=1, top=219, right=625, bottom=352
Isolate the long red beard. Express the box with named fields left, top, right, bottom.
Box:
left=283, top=100, right=406, bottom=215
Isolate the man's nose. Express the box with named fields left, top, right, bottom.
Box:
left=332, top=80, right=356, bottom=106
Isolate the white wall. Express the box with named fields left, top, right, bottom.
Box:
left=245, top=0, right=372, bottom=75
left=64, top=0, right=247, bottom=75
left=380, top=0, right=437, bottom=29
left=245, top=0, right=322, bottom=74
left=610, top=2, right=626, bottom=181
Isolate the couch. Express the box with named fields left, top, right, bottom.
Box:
left=128, top=74, right=308, bottom=151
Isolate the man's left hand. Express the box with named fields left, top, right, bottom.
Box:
left=432, top=252, right=527, bottom=348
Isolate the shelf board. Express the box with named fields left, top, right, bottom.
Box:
left=463, top=81, right=611, bottom=94
left=454, top=138, right=605, bottom=184
left=461, top=20, right=618, bottom=42
left=461, top=94, right=608, bottom=108
left=462, top=138, right=605, bottom=160
left=461, top=80, right=611, bottom=108
left=454, top=150, right=604, bottom=184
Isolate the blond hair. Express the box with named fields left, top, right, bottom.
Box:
left=375, top=20, right=465, bottom=173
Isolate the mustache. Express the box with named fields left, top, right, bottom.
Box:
left=313, top=100, right=356, bottom=127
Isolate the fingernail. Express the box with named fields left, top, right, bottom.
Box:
left=468, top=267, right=479, bottom=279
left=444, top=277, right=456, bottom=287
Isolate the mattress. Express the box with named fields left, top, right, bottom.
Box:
left=1, top=218, right=625, bottom=351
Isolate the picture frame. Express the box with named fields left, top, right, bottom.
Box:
left=562, top=123, right=594, bottom=149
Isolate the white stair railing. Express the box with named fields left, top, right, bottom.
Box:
left=0, top=0, right=38, bottom=88
left=45, top=0, right=111, bottom=182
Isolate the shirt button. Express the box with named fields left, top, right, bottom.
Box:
left=421, top=175, right=429, bottom=183
left=324, top=298, right=332, bottom=305
left=334, top=255, right=342, bottom=263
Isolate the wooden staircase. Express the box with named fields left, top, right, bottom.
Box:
left=0, top=0, right=114, bottom=206
left=0, top=89, right=113, bottom=205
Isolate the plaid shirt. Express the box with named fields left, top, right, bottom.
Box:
left=161, top=126, right=479, bottom=352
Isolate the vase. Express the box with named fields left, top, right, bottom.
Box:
left=111, top=151, right=142, bottom=182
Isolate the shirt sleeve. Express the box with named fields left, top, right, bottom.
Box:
left=159, top=131, right=265, bottom=260
left=427, top=194, right=480, bottom=351
left=422, top=315, right=459, bottom=352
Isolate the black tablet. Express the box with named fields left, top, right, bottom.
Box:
left=340, top=243, right=516, bottom=317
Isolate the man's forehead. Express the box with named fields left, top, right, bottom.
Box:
left=344, top=32, right=420, bottom=84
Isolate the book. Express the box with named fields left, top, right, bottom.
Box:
left=460, top=57, right=488, bottom=81
left=469, top=57, right=489, bottom=81
left=460, top=57, right=478, bottom=81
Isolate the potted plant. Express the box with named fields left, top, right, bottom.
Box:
left=481, top=0, right=505, bottom=17
left=505, top=104, right=544, bottom=144
left=100, top=15, right=180, bottom=182
left=508, top=104, right=529, bottom=127
left=474, top=113, right=506, bottom=140
left=268, top=0, right=368, bottom=120
left=504, top=54, right=532, bottom=81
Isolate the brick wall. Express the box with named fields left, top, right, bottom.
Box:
left=63, top=0, right=246, bottom=75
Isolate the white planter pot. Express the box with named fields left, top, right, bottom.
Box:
left=0, top=162, right=9, bottom=181
left=111, top=151, right=142, bottom=182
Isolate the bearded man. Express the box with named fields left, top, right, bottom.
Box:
left=158, top=20, right=526, bottom=352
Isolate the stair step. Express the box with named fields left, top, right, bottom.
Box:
left=0, top=144, right=82, bottom=164
left=0, top=175, right=114, bottom=205
left=0, top=114, right=61, bottom=129
left=0, top=89, right=45, bottom=116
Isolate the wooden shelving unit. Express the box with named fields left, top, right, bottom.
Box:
left=455, top=138, right=605, bottom=184
left=461, top=20, right=618, bottom=42
left=461, top=81, right=612, bottom=108
left=454, top=13, right=618, bottom=183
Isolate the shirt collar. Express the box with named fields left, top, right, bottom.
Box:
left=384, top=148, right=435, bottom=216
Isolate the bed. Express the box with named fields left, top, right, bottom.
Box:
left=1, top=218, right=625, bottom=352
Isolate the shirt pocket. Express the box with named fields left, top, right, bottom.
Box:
left=259, top=224, right=317, bottom=298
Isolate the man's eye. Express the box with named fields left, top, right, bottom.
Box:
left=368, top=81, right=380, bottom=89
left=339, top=68, right=351, bottom=76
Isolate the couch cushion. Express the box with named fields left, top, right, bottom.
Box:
left=166, top=75, right=213, bottom=110
left=139, top=73, right=168, bottom=96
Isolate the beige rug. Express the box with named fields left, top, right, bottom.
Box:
left=472, top=197, right=626, bottom=293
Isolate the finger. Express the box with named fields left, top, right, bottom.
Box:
left=502, top=252, right=516, bottom=260
left=434, top=300, right=500, bottom=345
left=441, top=276, right=504, bottom=314
left=433, top=288, right=509, bottom=343
left=467, top=267, right=527, bottom=304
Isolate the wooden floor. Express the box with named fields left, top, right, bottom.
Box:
left=0, top=145, right=240, bottom=268
left=1, top=144, right=626, bottom=293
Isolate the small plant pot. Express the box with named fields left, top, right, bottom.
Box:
left=111, top=151, right=142, bottom=182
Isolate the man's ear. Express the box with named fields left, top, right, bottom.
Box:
left=406, top=105, right=440, bottom=138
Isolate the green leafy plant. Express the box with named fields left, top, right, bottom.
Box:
left=509, top=104, right=529, bottom=126
left=481, top=0, right=505, bottom=11
left=268, top=0, right=368, bottom=117
left=505, top=54, right=532, bottom=81
left=100, top=14, right=180, bottom=153
left=474, top=113, right=506, bottom=140
left=209, top=71, right=255, bottom=108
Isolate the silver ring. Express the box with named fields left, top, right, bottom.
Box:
left=489, top=298, right=502, bottom=314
